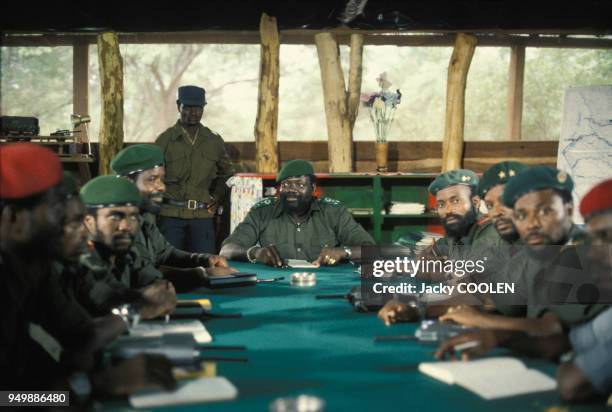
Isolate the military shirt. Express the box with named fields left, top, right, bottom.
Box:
left=0, top=253, right=95, bottom=388
left=222, top=197, right=376, bottom=261
left=155, top=121, right=235, bottom=219
left=78, top=245, right=158, bottom=315
left=132, top=212, right=211, bottom=271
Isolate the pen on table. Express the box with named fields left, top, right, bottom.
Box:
left=453, top=340, right=481, bottom=352
left=257, top=276, right=285, bottom=283
left=374, top=335, right=418, bottom=342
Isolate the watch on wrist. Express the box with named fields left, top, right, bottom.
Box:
left=246, top=245, right=260, bottom=263
left=343, top=246, right=352, bottom=260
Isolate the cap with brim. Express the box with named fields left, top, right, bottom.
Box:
left=477, top=161, right=529, bottom=198
left=277, top=159, right=315, bottom=183
left=177, top=85, right=206, bottom=106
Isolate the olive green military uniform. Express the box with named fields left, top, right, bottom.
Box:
left=0, top=253, right=95, bottom=388
left=155, top=122, right=235, bottom=220
left=78, top=247, right=156, bottom=315
left=527, top=233, right=609, bottom=327
left=132, top=212, right=212, bottom=269
left=222, top=196, right=376, bottom=261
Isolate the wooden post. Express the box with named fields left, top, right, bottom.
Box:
left=442, top=33, right=477, bottom=172
left=96, top=32, right=124, bottom=175
left=347, top=34, right=364, bottom=130
left=506, top=44, right=525, bottom=141
left=316, top=32, right=363, bottom=173
left=254, top=13, right=280, bottom=173
left=72, top=39, right=91, bottom=181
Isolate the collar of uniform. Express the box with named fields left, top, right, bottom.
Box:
left=272, top=197, right=321, bottom=218
left=170, top=120, right=204, bottom=142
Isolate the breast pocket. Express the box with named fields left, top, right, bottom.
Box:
left=165, top=152, right=190, bottom=182
left=310, top=235, right=337, bottom=249
left=197, top=151, right=217, bottom=181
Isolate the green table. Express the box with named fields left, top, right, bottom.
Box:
left=105, top=262, right=606, bottom=411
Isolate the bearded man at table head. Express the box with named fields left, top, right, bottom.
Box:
left=220, top=160, right=376, bottom=267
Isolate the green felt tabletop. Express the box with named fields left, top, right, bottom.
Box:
left=103, top=262, right=607, bottom=412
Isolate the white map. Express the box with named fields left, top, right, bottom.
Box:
left=557, top=85, right=612, bottom=223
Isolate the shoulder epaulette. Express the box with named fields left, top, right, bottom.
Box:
left=251, top=197, right=275, bottom=210
left=320, top=197, right=342, bottom=207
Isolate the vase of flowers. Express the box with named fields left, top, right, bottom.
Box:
left=361, top=73, right=401, bottom=172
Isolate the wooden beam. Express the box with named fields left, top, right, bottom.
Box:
left=254, top=13, right=280, bottom=173
left=4, top=31, right=612, bottom=49
left=72, top=39, right=91, bottom=181
left=442, top=33, right=477, bottom=171
left=97, top=32, right=124, bottom=175
left=506, top=45, right=525, bottom=140
left=315, top=32, right=353, bottom=172
left=347, top=34, right=364, bottom=130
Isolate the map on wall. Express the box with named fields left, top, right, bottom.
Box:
left=557, top=85, right=612, bottom=224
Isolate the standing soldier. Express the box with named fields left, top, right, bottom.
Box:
left=155, top=85, right=235, bottom=254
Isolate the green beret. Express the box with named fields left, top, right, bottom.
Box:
left=477, top=161, right=529, bottom=198
left=111, top=144, right=165, bottom=176
left=60, top=171, right=79, bottom=198
left=80, top=175, right=141, bottom=208
left=277, top=159, right=314, bottom=183
left=502, top=166, right=574, bottom=208
left=428, top=169, right=478, bottom=196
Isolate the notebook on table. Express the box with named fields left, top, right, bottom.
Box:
left=129, top=319, right=212, bottom=343
left=129, top=376, right=238, bottom=408
left=418, top=357, right=556, bottom=400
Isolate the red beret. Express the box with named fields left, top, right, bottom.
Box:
left=0, top=143, right=62, bottom=199
left=580, top=178, right=612, bottom=219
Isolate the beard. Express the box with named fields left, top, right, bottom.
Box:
left=141, top=193, right=162, bottom=214
left=442, top=206, right=478, bottom=239
left=493, top=217, right=520, bottom=242
left=280, top=192, right=312, bottom=214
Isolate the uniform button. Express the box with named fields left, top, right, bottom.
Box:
left=297, top=247, right=301, bottom=252
left=297, top=228, right=301, bottom=232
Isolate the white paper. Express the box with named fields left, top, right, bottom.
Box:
left=129, top=376, right=238, bottom=408
left=419, top=357, right=556, bottom=399
left=129, top=320, right=212, bottom=343
left=286, top=259, right=318, bottom=268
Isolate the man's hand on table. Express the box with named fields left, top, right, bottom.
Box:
left=138, top=280, right=177, bottom=319
left=312, top=247, right=348, bottom=267
left=438, top=305, right=485, bottom=327
left=434, top=330, right=500, bottom=361
left=378, top=299, right=421, bottom=325
left=251, top=245, right=284, bottom=267
left=207, top=255, right=229, bottom=268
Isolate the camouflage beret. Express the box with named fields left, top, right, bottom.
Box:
left=428, top=169, right=479, bottom=196
left=111, top=144, right=165, bottom=176
left=277, top=159, right=315, bottom=183
left=502, top=166, right=574, bottom=208
left=477, top=161, right=529, bottom=198
left=80, top=175, right=141, bottom=208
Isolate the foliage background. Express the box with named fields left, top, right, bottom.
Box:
left=1, top=44, right=610, bottom=142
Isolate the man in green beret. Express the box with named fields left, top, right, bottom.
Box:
left=155, top=85, right=235, bottom=254
left=439, top=166, right=600, bottom=334
left=111, top=144, right=236, bottom=290
left=79, top=175, right=176, bottom=316
left=378, top=168, right=503, bottom=325
left=220, top=159, right=376, bottom=267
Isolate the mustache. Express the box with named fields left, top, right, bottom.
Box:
left=442, top=213, right=463, bottom=224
